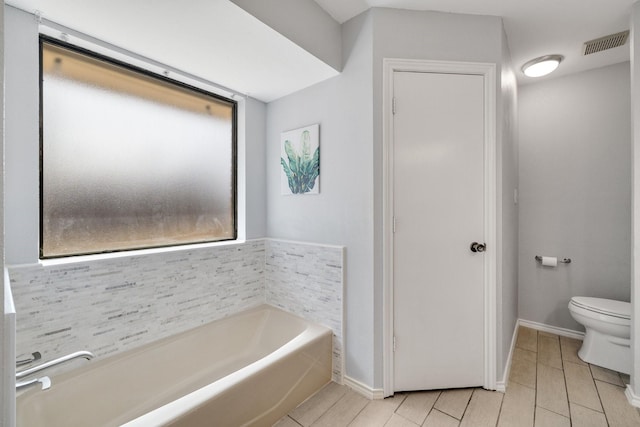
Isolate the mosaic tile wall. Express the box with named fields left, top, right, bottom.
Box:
left=265, top=239, right=344, bottom=382
left=9, top=239, right=344, bottom=382
left=9, top=241, right=266, bottom=362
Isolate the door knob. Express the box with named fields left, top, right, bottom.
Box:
left=470, top=242, right=486, bottom=253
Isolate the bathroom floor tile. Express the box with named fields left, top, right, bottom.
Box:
left=537, top=334, right=563, bottom=369
left=595, top=380, right=640, bottom=426
left=422, top=409, right=460, bottom=427
left=559, top=336, right=587, bottom=366
left=383, top=413, right=420, bottom=427
left=509, top=349, right=537, bottom=389
left=569, top=403, right=608, bottom=427
left=395, top=390, right=440, bottom=425
left=310, top=389, right=368, bottom=427
left=536, top=363, right=569, bottom=417
left=516, top=327, right=538, bottom=352
left=289, top=381, right=348, bottom=426
left=534, top=407, right=570, bottom=427
left=348, top=394, right=405, bottom=427
left=433, top=388, right=473, bottom=420
left=458, top=389, right=503, bottom=427
left=273, top=416, right=301, bottom=427
left=590, top=364, right=625, bottom=387
left=563, top=361, right=602, bottom=412
left=281, top=326, right=637, bottom=427
left=497, top=382, right=535, bottom=427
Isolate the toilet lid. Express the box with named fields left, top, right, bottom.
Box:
left=571, top=297, right=631, bottom=319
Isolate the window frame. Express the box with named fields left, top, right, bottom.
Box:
left=38, top=35, right=238, bottom=259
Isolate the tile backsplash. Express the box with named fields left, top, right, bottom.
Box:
left=9, top=239, right=344, bottom=382
left=265, top=239, right=344, bottom=381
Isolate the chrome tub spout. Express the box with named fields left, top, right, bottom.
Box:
left=16, top=350, right=95, bottom=380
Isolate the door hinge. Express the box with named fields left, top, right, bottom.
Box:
left=393, top=336, right=397, bottom=352
left=392, top=97, right=396, bottom=115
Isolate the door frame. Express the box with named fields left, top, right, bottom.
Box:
left=382, top=58, right=497, bottom=396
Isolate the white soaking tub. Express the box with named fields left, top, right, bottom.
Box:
left=16, top=305, right=332, bottom=427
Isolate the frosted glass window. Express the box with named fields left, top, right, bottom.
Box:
left=40, top=39, right=236, bottom=258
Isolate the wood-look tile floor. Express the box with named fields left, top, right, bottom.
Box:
left=274, top=326, right=640, bottom=426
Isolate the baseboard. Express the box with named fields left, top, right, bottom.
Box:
left=518, top=318, right=585, bottom=340
left=343, top=376, right=384, bottom=400
left=626, top=385, right=640, bottom=408
left=496, top=320, right=520, bottom=392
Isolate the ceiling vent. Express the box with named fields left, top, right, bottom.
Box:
left=583, top=30, right=629, bottom=55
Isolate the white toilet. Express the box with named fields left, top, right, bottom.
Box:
left=568, top=296, right=631, bottom=374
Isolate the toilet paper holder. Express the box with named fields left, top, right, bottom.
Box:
left=535, top=255, right=571, bottom=264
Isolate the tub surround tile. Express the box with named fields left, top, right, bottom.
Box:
left=265, top=239, right=344, bottom=382
left=10, top=241, right=266, bottom=363
left=10, top=238, right=345, bottom=384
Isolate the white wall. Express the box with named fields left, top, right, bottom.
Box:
left=630, top=0, right=640, bottom=403
left=519, top=62, right=631, bottom=330
left=266, top=11, right=375, bottom=385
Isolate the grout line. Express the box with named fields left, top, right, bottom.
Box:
left=287, top=415, right=304, bottom=427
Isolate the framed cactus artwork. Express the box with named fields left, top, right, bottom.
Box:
left=280, top=124, right=320, bottom=195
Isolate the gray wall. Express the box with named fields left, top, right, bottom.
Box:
left=370, top=8, right=515, bottom=387
left=498, top=26, right=519, bottom=382
left=244, top=98, right=267, bottom=239
left=0, top=2, right=7, bottom=425
left=631, top=2, right=640, bottom=398
left=267, top=8, right=518, bottom=389
left=230, top=0, right=342, bottom=72
left=266, top=11, right=375, bottom=385
left=518, top=62, right=631, bottom=330
left=5, top=6, right=38, bottom=265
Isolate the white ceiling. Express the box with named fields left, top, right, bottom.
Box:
left=313, top=0, right=636, bottom=84
left=5, top=0, right=339, bottom=102
left=5, top=0, right=637, bottom=101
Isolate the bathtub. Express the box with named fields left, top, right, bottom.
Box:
left=16, top=304, right=333, bottom=427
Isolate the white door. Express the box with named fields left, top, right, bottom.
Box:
left=393, top=71, right=485, bottom=391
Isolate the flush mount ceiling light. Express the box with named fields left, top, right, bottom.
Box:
left=521, top=54, right=564, bottom=78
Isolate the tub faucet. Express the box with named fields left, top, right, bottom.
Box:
left=16, top=350, right=95, bottom=391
